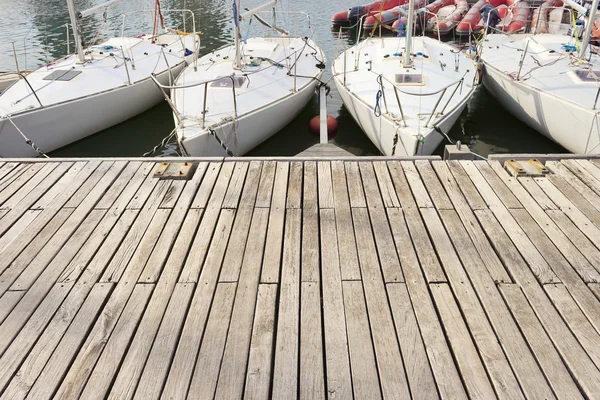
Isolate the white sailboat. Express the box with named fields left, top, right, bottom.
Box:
left=155, top=0, right=325, bottom=156
left=0, top=0, right=199, bottom=158
left=332, top=1, right=477, bottom=156
left=480, top=0, right=600, bottom=154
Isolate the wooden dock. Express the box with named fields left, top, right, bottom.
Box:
left=0, top=156, right=600, bottom=399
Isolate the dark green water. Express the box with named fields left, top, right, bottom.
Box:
left=0, top=0, right=567, bottom=157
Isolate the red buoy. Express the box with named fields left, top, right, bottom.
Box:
left=310, top=115, right=338, bottom=137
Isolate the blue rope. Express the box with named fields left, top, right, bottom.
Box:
left=233, top=0, right=239, bottom=27
left=374, top=90, right=382, bottom=117
left=244, top=17, right=253, bottom=43
left=374, top=74, right=384, bottom=117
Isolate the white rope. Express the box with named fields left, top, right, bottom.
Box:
left=3, top=114, right=49, bottom=158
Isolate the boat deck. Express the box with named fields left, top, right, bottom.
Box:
left=0, top=156, right=600, bottom=399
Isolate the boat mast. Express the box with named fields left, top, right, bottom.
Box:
left=579, top=0, right=600, bottom=59
left=66, top=0, right=85, bottom=63
left=233, top=0, right=242, bottom=69
left=402, top=0, right=415, bottom=68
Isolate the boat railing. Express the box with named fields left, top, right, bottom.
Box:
left=481, top=5, right=574, bottom=37
left=253, top=10, right=314, bottom=39
left=0, top=71, right=43, bottom=108
left=119, top=9, right=200, bottom=67
left=149, top=74, right=238, bottom=130
left=369, top=70, right=469, bottom=128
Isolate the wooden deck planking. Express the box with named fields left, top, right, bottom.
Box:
left=0, top=158, right=600, bottom=399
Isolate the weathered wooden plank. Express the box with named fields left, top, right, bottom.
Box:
left=100, top=194, right=171, bottom=283
left=0, top=162, right=18, bottom=183
left=79, top=283, right=154, bottom=399
left=301, top=208, right=320, bottom=283
left=386, top=208, right=466, bottom=399
left=430, top=283, right=497, bottom=399
left=536, top=176, right=600, bottom=266
left=358, top=162, right=384, bottom=209
left=0, top=163, right=47, bottom=208
left=0, top=209, right=41, bottom=253
left=95, top=161, right=147, bottom=210
left=189, top=162, right=223, bottom=209
left=212, top=208, right=269, bottom=400
left=0, top=162, right=72, bottom=235
left=0, top=209, right=105, bottom=356
left=106, top=177, right=209, bottom=398
left=255, top=160, right=276, bottom=208
left=0, top=162, right=60, bottom=210
left=420, top=208, right=524, bottom=399
left=386, top=283, right=437, bottom=400
left=470, top=160, right=522, bottom=209
left=260, top=162, right=289, bottom=283
left=546, top=167, right=600, bottom=229
left=476, top=210, right=600, bottom=398
left=517, top=177, right=558, bottom=210
left=303, top=161, right=318, bottom=210
left=0, top=161, right=105, bottom=279
left=462, top=164, right=559, bottom=284
left=0, top=290, right=23, bottom=325
left=137, top=165, right=209, bottom=283
left=330, top=161, right=360, bottom=280
left=157, top=209, right=236, bottom=398
left=590, top=283, right=600, bottom=301
left=59, top=210, right=138, bottom=284
left=126, top=164, right=160, bottom=210
left=432, top=161, right=511, bottom=283
left=50, top=184, right=171, bottom=400
left=342, top=280, right=382, bottom=400
left=244, top=284, right=278, bottom=400
left=222, top=161, right=249, bottom=209
left=446, top=161, right=490, bottom=210
left=510, top=208, right=600, bottom=331
left=126, top=282, right=194, bottom=400
left=186, top=282, right=237, bottom=400
left=299, top=281, right=325, bottom=400
left=548, top=160, right=600, bottom=214
left=62, top=162, right=124, bottom=209
left=415, top=160, right=452, bottom=210
left=352, top=208, right=410, bottom=399
left=0, top=208, right=73, bottom=290
left=6, top=283, right=113, bottom=400
left=318, top=208, right=352, bottom=399
left=317, top=161, right=334, bottom=209
left=544, top=283, right=600, bottom=367
left=0, top=163, right=29, bottom=195
left=373, top=161, right=400, bottom=207
left=400, top=161, right=434, bottom=208
left=345, top=161, right=367, bottom=208
left=272, top=209, right=301, bottom=398
left=286, top=161, right=303, bottom=209
left=561, top=159, right=600, bottom=197
left=238, top=161, right=262, bottom=209
left=0, top=282, right=74, bottom=392
left=386, top=163, right=446, bottom=282
left=499, top=284, right=583, bottom=400
left=158, top=180, right=185, bottom=209
left=438, top=209, right=553, bottom=399
left=546, top=209, right=600, bottom=280
left=178, top=168, right=234, bottom=283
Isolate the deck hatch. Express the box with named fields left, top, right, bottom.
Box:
left=394, top=73, right=424, bottom=85
left=43, top=70, right=82, bottom=81
left=211, top=76, right=247, bottom=88
left=574, top=70, right=600, bottom=83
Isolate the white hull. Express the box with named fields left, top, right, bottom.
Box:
left=0, top=65, right=185, bottom=158
left=179, top=80, right=318, bottom=156
left=483, top=64, right=600, bottom=154
left=480, top=33, right=600, bottom=154
left=0, top=33, right=198, bottom=158
left=172, top=37, right=325, bottom=156
left=332, top=36, right=476, bottom=156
